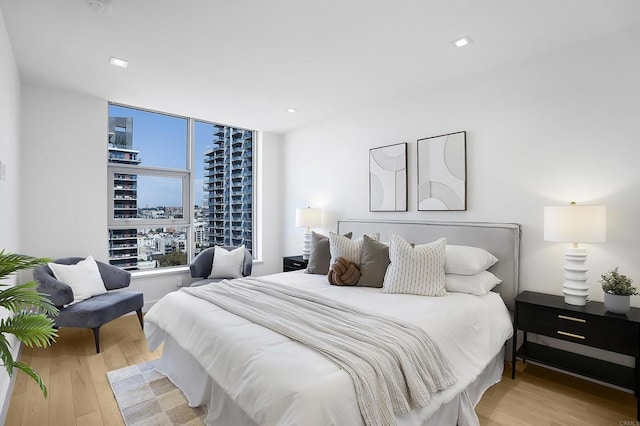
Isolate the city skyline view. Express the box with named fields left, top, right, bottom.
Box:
left=108, top=104, right=219, bottom=207
left=108, top=104, right=254, bottom=270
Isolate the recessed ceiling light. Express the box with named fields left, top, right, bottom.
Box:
left=109, top=57, right=129, bottom=68
left=86, top=0, right=112, bottom=13
left=286, top=108, right=297, bottom=113
left=452, top=36, right=473, bottom=48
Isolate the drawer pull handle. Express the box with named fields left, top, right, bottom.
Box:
left=292, top=262, right=302, bottom=267
left=558, top=315, right=586, bottom=323
left=557, top=331, right=585, bottom=340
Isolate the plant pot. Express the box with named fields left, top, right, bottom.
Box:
left=604, top=292, right=630, bottom=314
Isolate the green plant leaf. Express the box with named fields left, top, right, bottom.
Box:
left=600, top=266, right=638, bottom=296
left=0, top=334, right=15, bottom=377
left=0, top=313, right=58, bottom=347
left=0, top=282, right=59, bottom=316
left=0, top=250, right=51, bottom=281
left=13, top=361, right=48, bottom=397
left=0, top=250, right=55, bottom=398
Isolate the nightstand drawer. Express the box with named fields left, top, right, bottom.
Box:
left=283, top=256, right=308, bottom=272
left=519, top=304, right=640, bottom=356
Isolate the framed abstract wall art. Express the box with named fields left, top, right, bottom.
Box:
left=369, top=142, right=407, bottom=212
left=417, top=131, right=466, bottom=211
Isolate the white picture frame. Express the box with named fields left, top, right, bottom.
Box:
left=417, top=131, right=466, bottom=211
left=369, top=142, right=407, bottom=212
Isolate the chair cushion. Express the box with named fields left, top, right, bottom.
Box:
left=53, top=291, right=143, bottom=329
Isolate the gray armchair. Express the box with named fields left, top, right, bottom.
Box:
left=189, top=246, right=253, bottom=286
left=33, top=257, right=143, bottom=353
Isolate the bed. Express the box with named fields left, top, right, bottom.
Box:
left=144, top=220, right=521, bottom=426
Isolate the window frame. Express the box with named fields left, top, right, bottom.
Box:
left=107, top=164, right=191, bottom=228
left=107, top=102, right=257, bottom=271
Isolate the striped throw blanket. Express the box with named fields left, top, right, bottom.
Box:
left=183, top=278, right=455, bottom=426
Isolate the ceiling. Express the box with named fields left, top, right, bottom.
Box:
left=1, top=0, right=639, bottom=133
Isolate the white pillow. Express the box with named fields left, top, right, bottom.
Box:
left=209, top=246, right=246, bottom=279
left=48, top=255, right=107, bottom=305
left=382, top=233, right=446, bottom=296
left=329, top=232, right=380, bottom=265
left=445, top=271, right=502, bottom=296
left=445, top=245, right=498, bottom=275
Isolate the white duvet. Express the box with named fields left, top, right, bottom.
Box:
left=145, top=272, right=513, bottom=425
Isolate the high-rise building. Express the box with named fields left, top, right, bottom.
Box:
left=108, top=117, right=140, bottom=270
left=204, top=125, right=253, bottom=250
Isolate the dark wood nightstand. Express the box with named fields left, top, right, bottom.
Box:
left=512, top=291, right=640, bottom=419
left=283, top=255, right=308, bottom=272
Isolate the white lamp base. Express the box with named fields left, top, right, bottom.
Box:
left=302, top=229, right=312, bottom=260
left=561, top=246, right=589, bottom=306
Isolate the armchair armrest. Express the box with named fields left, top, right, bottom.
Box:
left=33, top=265, right=74, bottom=307
left=190, top=247, right=215, bottom=279
left=242, top=248, right=252, bottom=277
left=97, top=261, right=131, bottom=290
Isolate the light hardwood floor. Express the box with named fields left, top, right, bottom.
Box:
left=5, top=314, right=637, bottom=425
left=6, top=314, right=161, bottom=426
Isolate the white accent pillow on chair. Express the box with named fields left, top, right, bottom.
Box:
left=209, top=246, right=245, bottom=279
left=48, top=255, right=107, bottom=305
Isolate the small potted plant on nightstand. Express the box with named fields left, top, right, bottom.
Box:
left=601, top=267, right=637, bottom=314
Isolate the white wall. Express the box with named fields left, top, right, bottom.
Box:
left=0, top=7, right=21, bottom=422
left=19, top=84, right=284, bottom=307
left=21, top=85, right=109, bottom=259
left=0, top=11, right=20, bottom=256
left=256, top=132, right=285, bottom=275
left=282, top=24, right=640, bottom=305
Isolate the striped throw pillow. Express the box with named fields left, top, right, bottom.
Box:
left=329, top=232, right=380, bottom=265
left=382, top=232, right=447, bottom=296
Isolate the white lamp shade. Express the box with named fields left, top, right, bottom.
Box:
left=544, top=205, right=606, bottom=243
left=295, top=207, right=321, bottom=228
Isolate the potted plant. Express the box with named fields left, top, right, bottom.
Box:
left=0, top=250, right=58, bottom=396
left=600, top=267, right=637, bottom=314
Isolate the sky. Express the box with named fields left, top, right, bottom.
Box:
left=109, top=104, right=217, bottom=207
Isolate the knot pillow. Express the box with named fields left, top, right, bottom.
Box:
left=328, top=257, right=360, bottom=286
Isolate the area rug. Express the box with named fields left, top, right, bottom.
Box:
left=107, top=360, right=206, bottom=425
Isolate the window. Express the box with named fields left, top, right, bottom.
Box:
left=194, top=121, right=253, bottom=252
left=107, top=104, right=255, bottom=271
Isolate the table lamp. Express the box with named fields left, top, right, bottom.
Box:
left=544, top=202, right=607, bottom=306
left=296, top=207, right=321, bottom=260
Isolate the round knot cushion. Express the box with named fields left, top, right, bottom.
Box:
left=328, top=257, right=360, bottom=286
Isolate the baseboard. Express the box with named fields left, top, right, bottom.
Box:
left=0, top=342, right=22, bottom=425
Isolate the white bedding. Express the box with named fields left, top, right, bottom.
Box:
left=145, top=271, right=513, bottom=425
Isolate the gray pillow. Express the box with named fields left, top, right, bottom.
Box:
left=306, top=232, right=352, bottom=274
left=357, top=235, right=390, bottom=288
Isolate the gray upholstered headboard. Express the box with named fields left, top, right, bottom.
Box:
left=337, top=220, right=521, bottom=311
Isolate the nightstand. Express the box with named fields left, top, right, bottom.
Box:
left=283, top=255, right=308, bottom=272
left=512, top=291, right=640, bottom=419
